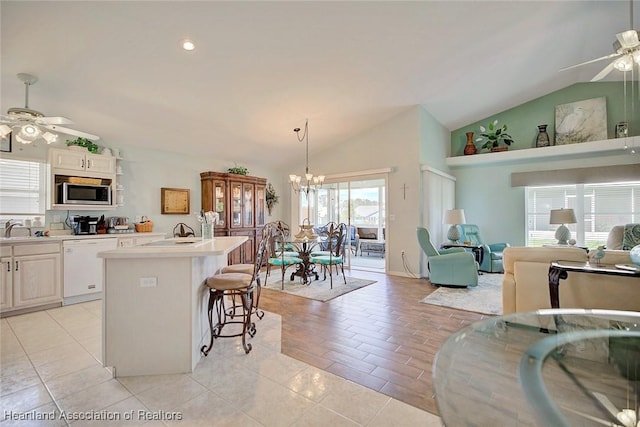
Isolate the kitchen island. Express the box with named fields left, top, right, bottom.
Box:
left=98, top=236, right=247, bottom=377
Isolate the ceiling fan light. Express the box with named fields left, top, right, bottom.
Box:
left=18, top=124, right=41, bottom=141
left=0, top=125, right=11, bottom=138
left=42, top=132, right=58, bottom=144
left=14, top=134, right=32, bottom=144
left=613, top=55, right=633, bottom=71
left=633, top=51, right=640, bottom=64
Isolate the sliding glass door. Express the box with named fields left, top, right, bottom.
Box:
left=299, top=175, right=386, bottom=271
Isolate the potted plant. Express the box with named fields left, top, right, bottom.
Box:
left=265, top=183, right=278, bottom=214
left=475, top=119, right=513, bottom=152
left=227, top=165, right=249, bottom=175
left=66, top=137, right=100, bottom=153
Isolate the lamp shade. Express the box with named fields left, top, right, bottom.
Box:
left=444, top=209, right=466, bottom=225
left=549, top=208, right=576, bottom=225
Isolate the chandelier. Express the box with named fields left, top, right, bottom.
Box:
left=289, top=119, right=325, bottom=197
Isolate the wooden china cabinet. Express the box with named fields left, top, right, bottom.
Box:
left=200, top=172, right=266, bottom=264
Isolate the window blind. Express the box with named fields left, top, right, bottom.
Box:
left=0, top=158, right=47, bottom=215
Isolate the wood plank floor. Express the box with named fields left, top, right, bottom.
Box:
left=259, top=269, right=491, bottom=416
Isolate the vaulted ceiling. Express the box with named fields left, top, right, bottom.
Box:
left=1, top=1, right=636, bottom=165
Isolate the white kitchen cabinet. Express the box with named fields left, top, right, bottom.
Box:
left=50, top=148, right=116, bottom=175
left=1, top=242, right=62, bottom=314
left=0, top=247, right=12, bottom=311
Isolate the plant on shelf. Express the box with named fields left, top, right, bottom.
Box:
left=265, top=183, right=279, bottom=214
left=475, top=119, right=513, bottom=151
left=66, top=137, right=100, bottom=153
left=227, top=165, right=249, bottom=175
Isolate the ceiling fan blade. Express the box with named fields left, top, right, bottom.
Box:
left=590, top=59, right=617, bottom=81
left=36, top=116, right=74, bottom=125
left=43, top=125, right=100, bottom=141
left=559, top=52, right=621, bottom=71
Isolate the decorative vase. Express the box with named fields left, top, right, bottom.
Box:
left=464, top=132, right=477, bottom=155
left=536, top=124, right=550, bottom=147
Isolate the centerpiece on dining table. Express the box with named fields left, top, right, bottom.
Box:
left=295, top=218, right=317, bottom=240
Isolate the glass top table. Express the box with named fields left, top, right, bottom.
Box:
left=433, top=309, right=640, bottom=426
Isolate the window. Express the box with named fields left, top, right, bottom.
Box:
left=0, top=158, right=47, bottom=221
left=526, top=181, right=640, bottom=247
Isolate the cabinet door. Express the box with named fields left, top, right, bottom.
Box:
left=86, top=153, right=116, bottom=174
left=51, top=149, right=86, bottom=171
left=231, top=183, right=243, bottom=228
left=13, top=253, right=61, bottom=307
left=0, top=257, right=12, bottom=310
left=243, top=183, right=254, bottom=228
left=255, top=184, right=265, bottom=226
left=214, top=180, right=226, bottom=228
left=230, top=230, right=255, bottom=264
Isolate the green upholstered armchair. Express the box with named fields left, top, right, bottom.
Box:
left=458, top=224, right=509, bottom=273
left=416, top=227, right=478, bottom=287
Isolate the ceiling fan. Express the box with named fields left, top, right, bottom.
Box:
left=560, top=1, right=639, bottom=81
left=0, top=73, right=100, bottom=145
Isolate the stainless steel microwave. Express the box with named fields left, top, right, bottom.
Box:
left=57, top=182, right=112, bottom=205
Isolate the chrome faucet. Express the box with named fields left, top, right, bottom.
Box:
left=4, top=220, right=30, bottom=237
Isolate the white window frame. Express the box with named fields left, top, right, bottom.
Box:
left=0, top=157, right=48, bottom=222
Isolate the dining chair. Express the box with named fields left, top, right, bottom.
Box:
left=265, top=222, right=303, bottom=289
left=311, top=222, right=347, bottom=289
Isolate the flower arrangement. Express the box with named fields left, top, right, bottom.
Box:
left=475, top=119, right=513, bottom=150
left=265, top=183, right=278, bottom=214
left=66, top=137, right=100, bottom=153
left=227, top=165, right=249, bottom=175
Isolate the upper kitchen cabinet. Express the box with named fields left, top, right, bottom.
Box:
left=200, top=171, right=267, bottom=264
left=48, top=148, right=118, bottom=210
left=49, top=148, right=116, bottom=176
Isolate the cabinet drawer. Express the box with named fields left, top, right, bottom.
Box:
left=13, top=243, right=61, bottom=256
left=0, top=246, right=11, bottom=257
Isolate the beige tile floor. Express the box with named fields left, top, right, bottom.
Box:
left=1, top=301, right=442, bottom=426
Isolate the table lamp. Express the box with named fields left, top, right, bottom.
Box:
left=444, top=209, right=466, bottom=243
left=549, top=208, right=576, bottom=245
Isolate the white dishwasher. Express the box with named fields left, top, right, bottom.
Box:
left=63, top=238, right=118, bottom=305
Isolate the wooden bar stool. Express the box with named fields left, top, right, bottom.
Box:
left=200, top=236, right=268, bottom=355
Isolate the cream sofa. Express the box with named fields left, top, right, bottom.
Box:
left=502, top=246, right=638, bottom=314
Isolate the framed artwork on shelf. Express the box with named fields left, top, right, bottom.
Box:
left=1, top=132, right=12, bottom=153
left=615, top=122, right=628, bottom=138
left=161, top=187, right=190, bottom=214
left=554, top=97, right=607, bottom=145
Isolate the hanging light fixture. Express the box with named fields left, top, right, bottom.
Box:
left=289, top=119, right=325, bottom=197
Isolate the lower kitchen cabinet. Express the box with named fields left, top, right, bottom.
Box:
left=0, top=249, right=12, bottom=311
left=0, top=242, right=62, bottom=315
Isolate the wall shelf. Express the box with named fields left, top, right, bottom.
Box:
left=446, top=136, right=639, bottom=167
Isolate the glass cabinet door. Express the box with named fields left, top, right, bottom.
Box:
left=243, top=183, right=254, bottom=227
left=214, top=181, right=226, bottom=227
left=231, top=183, right=242, bottom=227
left=255, top=184, right=265, bottom=226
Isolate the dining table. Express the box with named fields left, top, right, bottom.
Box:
left=286, top=238, right=321, bottom=285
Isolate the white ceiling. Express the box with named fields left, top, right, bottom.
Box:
left=1, top=1, right=637, bottom=166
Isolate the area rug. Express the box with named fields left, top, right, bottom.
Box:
left=260, top=274, right=376, bottom=302
left=419, top=273, right=503, bottom=315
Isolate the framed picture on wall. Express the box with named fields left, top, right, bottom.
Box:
left=0, top=132, right=11, bottom=153
left=161, top=187, right=190, bottom=214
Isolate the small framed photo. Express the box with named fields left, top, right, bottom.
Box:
left=0, top=132, right=11, bottom=153
left=161, top=187, right=190, bottom=214
left=615, top=122, right=628, bottom=139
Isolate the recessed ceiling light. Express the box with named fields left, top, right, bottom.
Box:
left=181, top=39, right=195, bottom=51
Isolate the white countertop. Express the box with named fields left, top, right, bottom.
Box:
left=97, top=236, right=247, bottom=259
left=0, top=232, right=167, bottom=245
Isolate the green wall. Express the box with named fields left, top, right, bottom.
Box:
left=450, top=82, right=639, bottom=157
